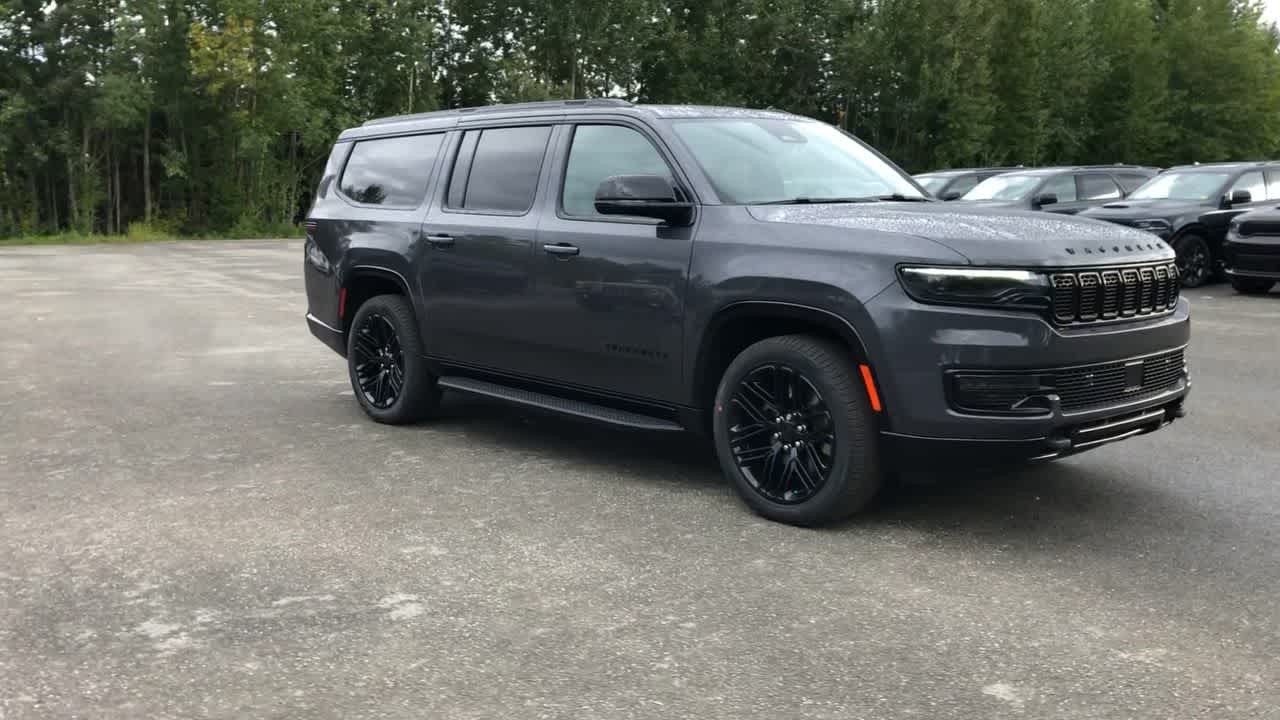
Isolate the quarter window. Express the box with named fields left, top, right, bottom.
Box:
left=447, top=126, right=552, bottom=213
left=340, top=134, right=444, bottom=206
left=1077, top=174, right=1122, bottom=201
left=1231, top=171, right=1267, bottom=201
left=562, top=125, right=673, bottom=217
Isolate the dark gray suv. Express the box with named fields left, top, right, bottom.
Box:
left=303, top=100, right=1191, bottom=526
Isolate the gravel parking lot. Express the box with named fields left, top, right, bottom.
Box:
left=2, top=240, right=1278, bottom=719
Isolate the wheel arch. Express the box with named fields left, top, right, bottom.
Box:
left=342, top=265, right=413, bottom=334
left=690, top=301, right=884, bottom=428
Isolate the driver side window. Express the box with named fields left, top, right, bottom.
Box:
left=1230, top=171, right=1267, bottom=201
left=1040, top=174, right=1077, bottom=202
left=562, top=125, right=673, bottom=217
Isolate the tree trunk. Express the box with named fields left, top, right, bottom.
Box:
left=114, top=152, right=122, bottom=234
left=106, top=138, right=114, bottom=235
left=82, top=124, right=91, bottom=232
left=143, top=111, right=152, bottom=223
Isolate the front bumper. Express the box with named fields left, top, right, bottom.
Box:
left=864, top=282, right=1191, bottom=456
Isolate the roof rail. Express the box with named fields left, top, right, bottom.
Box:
left=364, top=99, right=634, bottom=127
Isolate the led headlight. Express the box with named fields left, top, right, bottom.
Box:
left=898, top=266, right=1051, bottom=311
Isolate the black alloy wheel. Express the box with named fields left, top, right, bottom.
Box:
left=1174, top=234, right=1211, bottom=288
left=727, top=363, right=837, bottom=504
left=352, top=312, right=404, bottom=409
left=345, top=293, right=440, bottom=424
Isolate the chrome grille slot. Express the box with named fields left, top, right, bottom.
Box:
left=1050, top=262, right=1179, bottom=325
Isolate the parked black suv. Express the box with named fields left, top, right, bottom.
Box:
left=1223, top=206, right=1280, bottom=294
left=913, top=167, right=1023, bottom=200
left=959, top=165, right=1158, bottom=214
left=1080, top=162, right=1280, bottom=287
left=304, top=100, right=1190, bottom=526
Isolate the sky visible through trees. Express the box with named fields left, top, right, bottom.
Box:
left=2, top=0, right=1279, bottom=238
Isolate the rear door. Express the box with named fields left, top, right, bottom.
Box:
left=417, top=124, right=554, bottom=373
left=527, top=121, right=697, bottom=403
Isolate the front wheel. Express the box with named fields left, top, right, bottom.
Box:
left=346, top=294, right=441, bottom=424
left=712, top=335, right=882, bottom=526
left=1173, top=234, right=1212, bottom=288
left=1229, top=276, right=1276, bottom=295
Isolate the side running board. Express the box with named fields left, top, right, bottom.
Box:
left=437, top=376, right=685, bottom=432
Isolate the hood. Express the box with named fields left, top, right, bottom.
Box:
left=747, top=202, right=1173, bottom=267
left=1078, top=197, right=1212, bottom=222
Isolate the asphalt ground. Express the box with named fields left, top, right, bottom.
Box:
left=1, top=240, right=1278, bottom=719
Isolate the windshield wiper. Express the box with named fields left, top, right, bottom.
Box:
left=870, top=193, right=934, bottom=202
left=753, top=197, right=878, bottom=205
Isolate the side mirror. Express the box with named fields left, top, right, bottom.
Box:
left=594, top=175, right=694, bottom=225
left=940, top=190, right=963, bottom=201
left=1229, top=189, right=1253, bottom=206
left=1032, top=193, right=1058, bottom=208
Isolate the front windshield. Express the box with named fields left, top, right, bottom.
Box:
left=670, top=118, right=923, bottom=204
left=1128, top=171, right=1230, bottom=201
left=963, top=174, right=1042, bottom=201
left=914, top=175, right=950, bottom=193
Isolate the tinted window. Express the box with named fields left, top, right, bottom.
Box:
left=1078, top=174, right=1121, bottom=201
left=947, top=175, right=982, bottom=196
left=1115, top=173, right=1152, bottom=194
left=1230, top=171, right=1267, bottom=201
left=449, top=126, right=552, bottom=213
left=914, top=175, right=949, bottom=193
left=1268, top=171, right=1280, bottom=199
left=340, top=134, right=443, bottom=206
left=963, top=174, right=1042, bottom=200
left=1041, top=174, right=1077, bottom=202
left=562, top=126, right=673, bottom=217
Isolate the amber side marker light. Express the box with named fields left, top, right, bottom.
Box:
left=858, top=364, right=883, bottom=412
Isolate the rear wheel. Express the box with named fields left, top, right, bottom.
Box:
left=347, top=294, right=440, bottom=424
left=712, top=335, right=882, bottom=526
left=1173, top=234, right=1212, bottom=288
left=1229, top=276, right=1276, bottom=295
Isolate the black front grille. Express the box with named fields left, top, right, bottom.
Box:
left=1050, top=262, right=1180, bottom=324
left=949, top=348, right=1187, bottom=415
left=1052, top=349, right=1185, bottom=411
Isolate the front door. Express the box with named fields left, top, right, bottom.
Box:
left=417, top=125, right=554, bottom=373
left=528, top=122, right=696, bottom=404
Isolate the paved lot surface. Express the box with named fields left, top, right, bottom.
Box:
left=1, top=240, right=1278, bottom=719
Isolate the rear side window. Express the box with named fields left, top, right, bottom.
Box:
left=562, top=125, right=673, bottom=217
left=340, top=134, right=443, bottom=206
left=1268, top=171, right=1280, bottom=199
left=1078, top=174, right=1122, bottom=201
left=1115, top=173, right=1152, bottom=194
left=448, top=126, right=552, bottom=213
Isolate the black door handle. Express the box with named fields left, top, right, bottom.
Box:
left=425, top=234, right=454, bottom=247
left=542, top=243, right=580, bottom=257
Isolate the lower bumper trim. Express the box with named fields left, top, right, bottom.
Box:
left=306, top=313, right=346, bottom=357
left=884, top=397, right=1186, bottom=468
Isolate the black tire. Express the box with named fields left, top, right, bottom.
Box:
left=346, top=294, right=440, bottom=424
left=712, top=335, right=882, bottom=527
left=1173, top=234, right=1212, bottom=288
left=1229, top=277, right=1276, bottom=295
